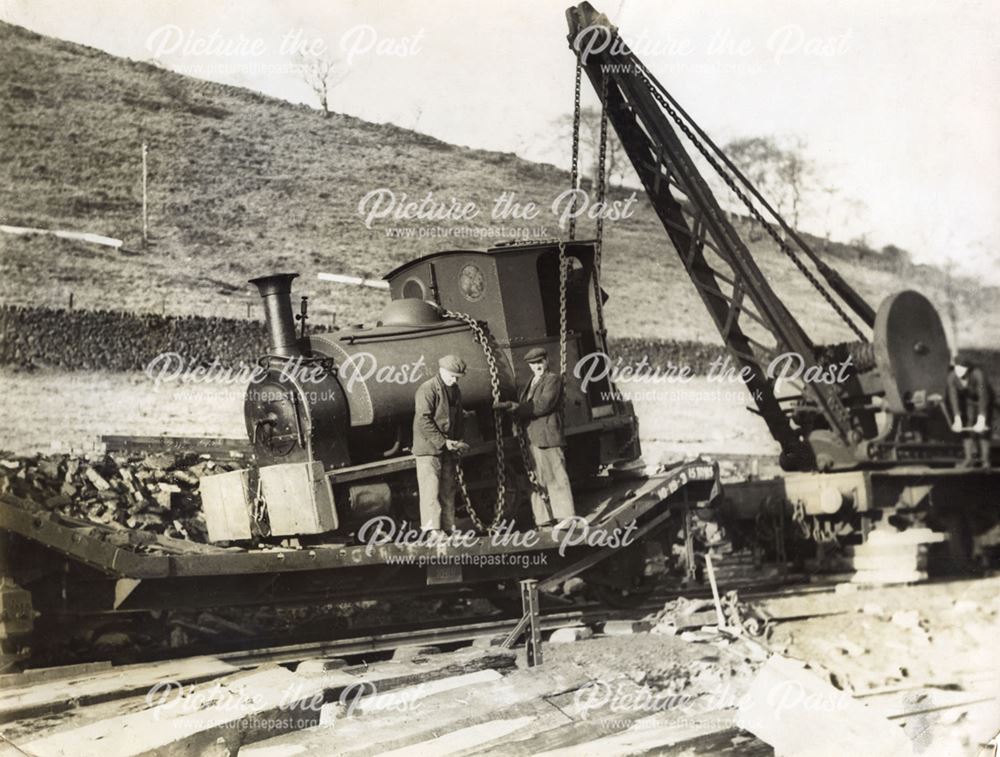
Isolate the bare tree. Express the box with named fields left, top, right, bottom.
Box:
left=553, top=106, right=631, bottom=188
left=943, top=257, right=960, bottom=346
left=776, top=136, right=811, bottom=229
left=410, top=103, right=424, bottom=131
left=723, top=135, right=817, bottom=230
left=818, top=185, right=839, bottom=250
left=297, top=54, right=348, bottom=118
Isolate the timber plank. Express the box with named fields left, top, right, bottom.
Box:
left=0, top=661, right=112, bottom=690
left=471, top=678, right=663, bottom=757
left=22, top=648, right=514, bottom=757
left=242, top=661, right=588, bottom=757
left=532, top=709, right=738, bottom=757
left=446, top=703, right=577, bottom=757
left=0, top=655, right=238, bottom=723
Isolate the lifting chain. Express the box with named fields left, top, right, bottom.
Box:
left=441, top=308, right=507, bottom=533
left=514, top=420, right=553, bottom=516
left=632, top=64, right=867, bottom=343
left=592, top=74, right=610, bottom=341
left=438, top=310, right=556, bottom=531
left=251, top=476, right=268, bottom=536
left=567, top=60, right=583, bottom=243
left=558, top=242, right=569, bottom=377
left=791, top=500, right=838, bottom=544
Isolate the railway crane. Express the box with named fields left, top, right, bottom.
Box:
left=565, top=2, right=998, bottom=558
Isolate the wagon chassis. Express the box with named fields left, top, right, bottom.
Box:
left=0, top=461, right=719, bottom=622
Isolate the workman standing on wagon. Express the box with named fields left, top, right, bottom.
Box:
left=947, top=351, right=995, bottom=468
left=413, top=354, right=469, bottom=532
left=495, top=347, right=575, bottom=527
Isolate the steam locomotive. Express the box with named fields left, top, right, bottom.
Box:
left=202, top=239, right=642, bottom=540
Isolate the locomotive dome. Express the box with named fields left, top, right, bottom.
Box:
left=377, top=298, right=443, bottom=327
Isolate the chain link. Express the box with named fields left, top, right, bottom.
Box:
left=443, top=310, right=554, bottom=529
left=592, top=74, right=610, bottom=342
left=251, top=476, right=268, bottom=535
left=441, top=309, right=507, bottom=532
left=567, top=60, right=583, bottom=243
left=514, top=419, right=552, bottom=516
left=558, top=244, right=569, bottom=377
left=791, top=499, right=838, bottom=544
left=633, top=65, right=867, bottom=343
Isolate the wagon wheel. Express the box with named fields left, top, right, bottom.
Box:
left=584, top=542, right=656, bottom=609
left=484, top=580, right=574, bottom=616
left=590, top=578, right=655, bottom=609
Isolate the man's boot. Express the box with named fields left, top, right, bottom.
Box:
left=961, top=437, right=978, bottom=468
left=978, top=436, right=992, bottom=468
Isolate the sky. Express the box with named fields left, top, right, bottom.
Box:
left=2, top=0, right=999, bottom=281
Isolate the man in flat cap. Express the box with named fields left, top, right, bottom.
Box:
left=413, top=354, right=470, bottom=531
left=495, top=347, right=575, bottom=526
left=947, top=351, right=995, bottom=468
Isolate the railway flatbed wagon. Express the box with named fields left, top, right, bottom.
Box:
left=0, top=460, right=719, bottom=656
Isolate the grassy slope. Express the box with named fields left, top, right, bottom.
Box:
left=0, top=21, right=996, bottom=347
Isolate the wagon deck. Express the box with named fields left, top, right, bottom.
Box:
left=0, top=460, right=719, bottom=614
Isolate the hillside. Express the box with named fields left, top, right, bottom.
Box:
left=0, top=21, right=996, bottom=348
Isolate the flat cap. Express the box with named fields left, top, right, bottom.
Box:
left=438, top=354, right=467, bottom=375
left=524, top=347, right=548, bottom=363
left=952, top=349, right=977, bottom=367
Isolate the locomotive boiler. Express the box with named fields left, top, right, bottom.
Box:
left=203, top=240, right=642, bottom=540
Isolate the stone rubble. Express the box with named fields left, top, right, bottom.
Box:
left=0, top=450, right=238, bottom=542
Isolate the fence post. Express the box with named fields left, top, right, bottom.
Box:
left=142, top=142, right=149, bottom=247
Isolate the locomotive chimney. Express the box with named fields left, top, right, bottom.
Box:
left=249, top=273, right=301, bottom=357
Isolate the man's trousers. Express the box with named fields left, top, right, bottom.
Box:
left=529, top=445, right=575, bottom=526
left=415, top=454, right=457, bottom=531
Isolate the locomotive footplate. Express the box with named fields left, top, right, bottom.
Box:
left=0, top=460, right=719, bottom=614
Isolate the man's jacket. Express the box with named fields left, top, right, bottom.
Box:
left=515, top=371, right=565, bottom=448
left=948, top=366, right=996, bottom=423
left=412, top=375, right=463, bottom=456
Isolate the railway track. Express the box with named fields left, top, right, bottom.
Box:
left=14, top=571, right=848, bottom=671
left=2, top=574, right=996, bottom=756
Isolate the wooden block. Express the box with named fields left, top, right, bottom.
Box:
left=199, top=469, right=252, bottom=541
left=851, top=569, right=926, bottom=585
left=601, top=620, right=649, bottom=636
left=295, top=658, right=348, bottom=674
left=471, top=634, right=506, bottom=648
left=260, top=461, right=337, bottom=536
left=850, top=554, right=923, bottom=572
left=549, top=627, right=593, bottom=644
left=865, top=528, right=945, bottom=546
left=735, top=655, right=914, bottom=756
left=391, top=645, right=441, bottom=661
